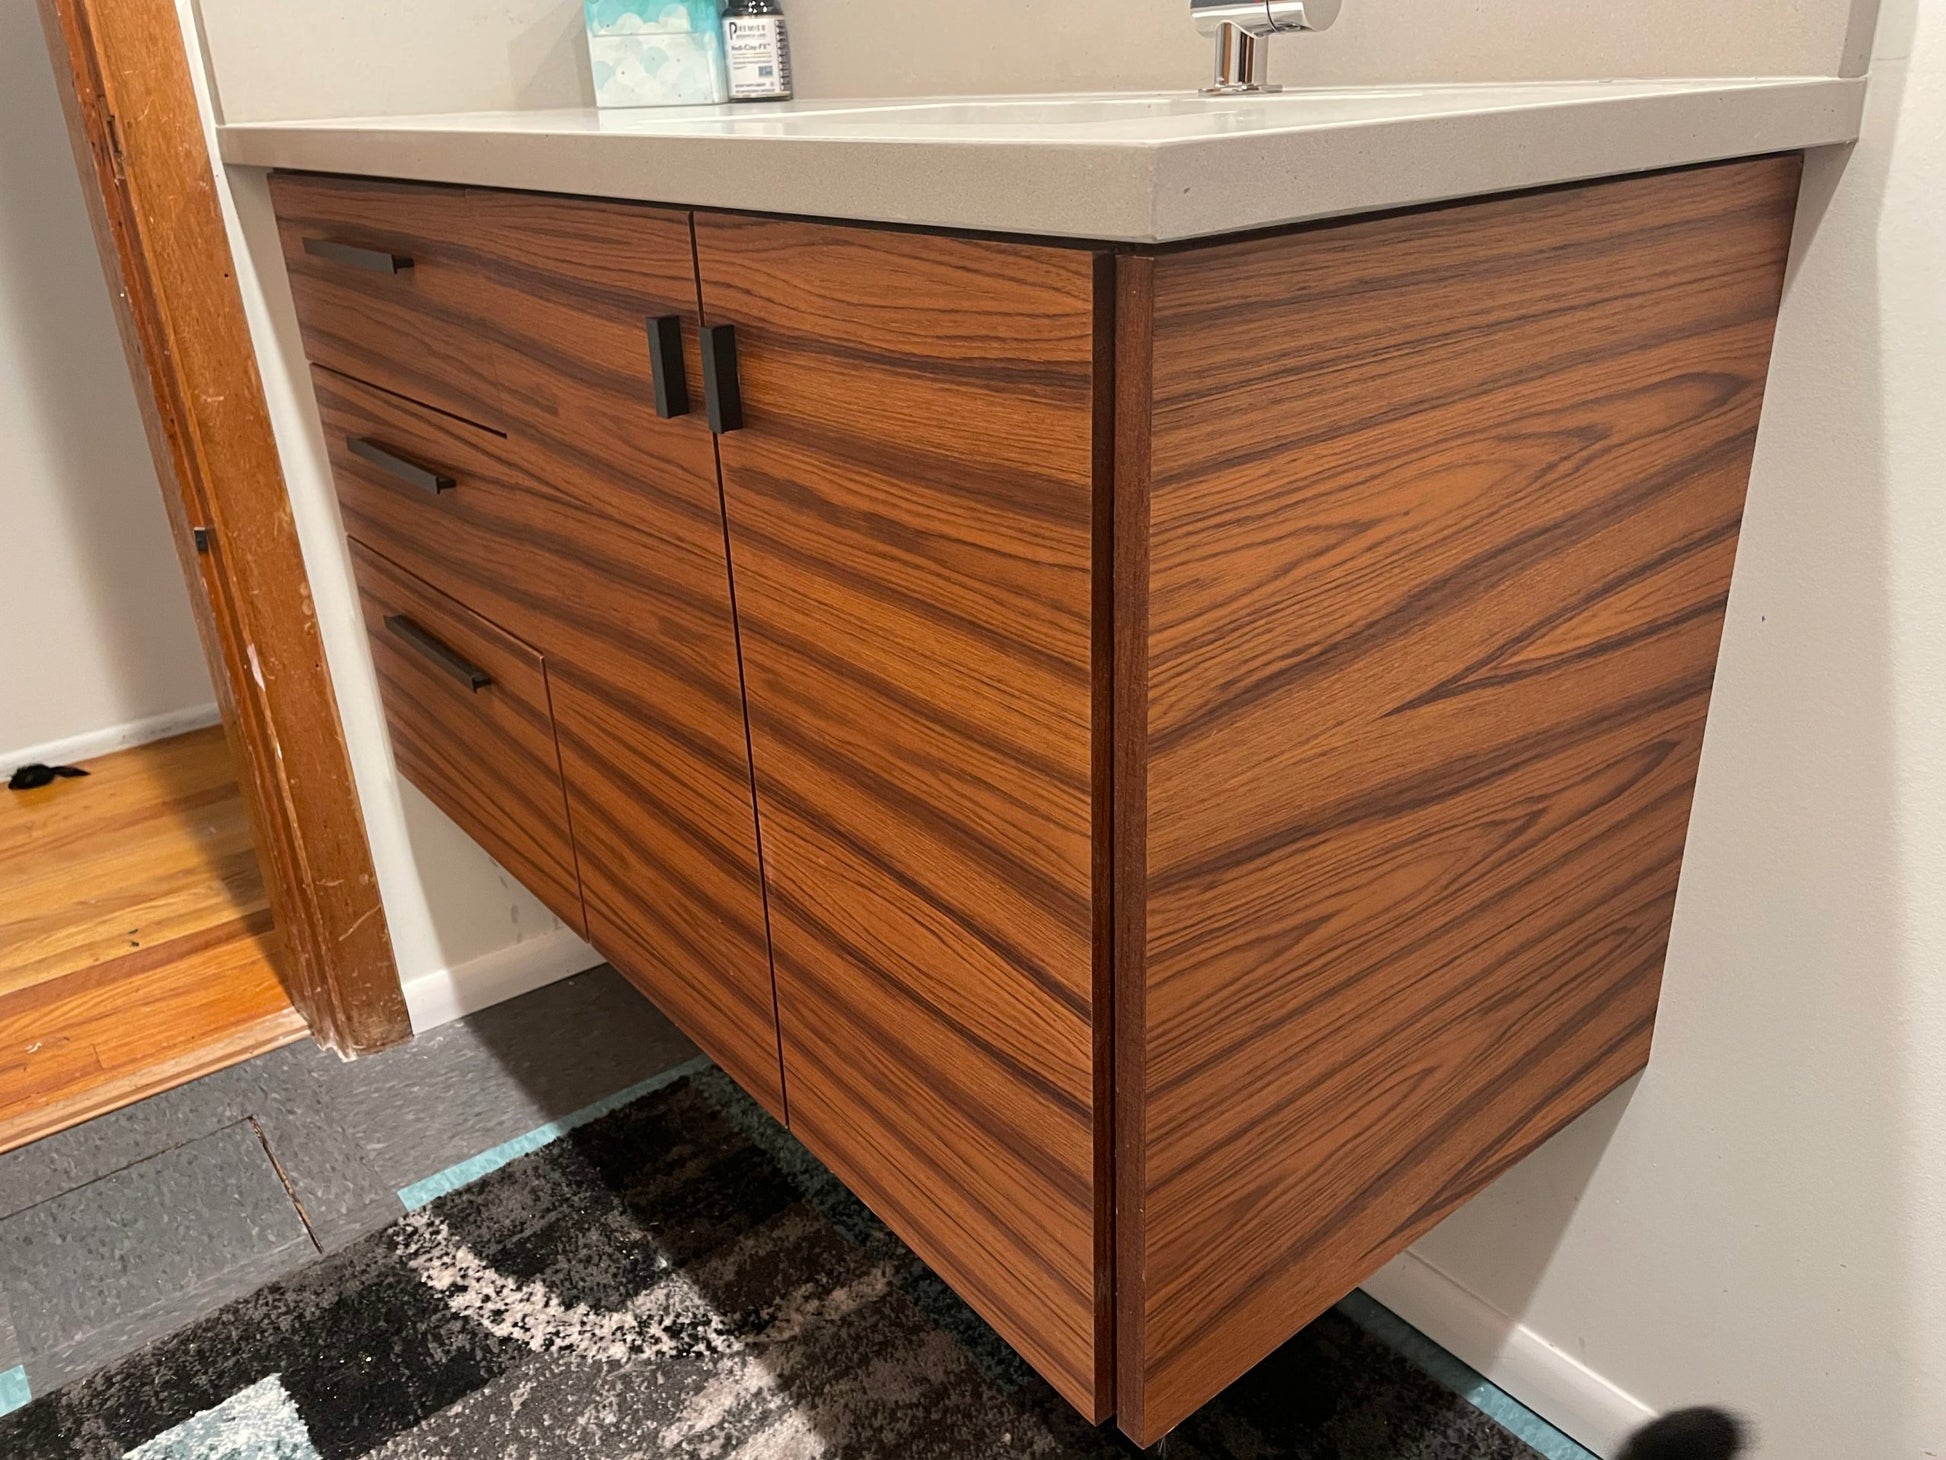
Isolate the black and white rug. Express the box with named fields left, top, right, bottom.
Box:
left=0, top=1065, right=1545, bottom=1458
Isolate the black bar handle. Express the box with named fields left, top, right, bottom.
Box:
left=348, top=437, right=455, bottom=495
left=303, top=237, right=414, bottom=274
left=646, top=315, right=691, bottom=419
left=700, top=323, right=744, bottom=434
left=383, top=614, right=491, bottom=692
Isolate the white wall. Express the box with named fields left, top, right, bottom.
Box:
left=192, top=0, right=1880, bottom=124
left=1367, top=2, right=1946, bottom=1455
left=0, top=6, right=214, bottom=769
left=171, top=2, right=602, bottom=1030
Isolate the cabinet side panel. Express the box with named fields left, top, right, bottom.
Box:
left=1126, top=155, right=1802, bottom=1441
left=696, top=215, right=1108, bottom=1415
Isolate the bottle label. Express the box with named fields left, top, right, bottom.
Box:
left=724, top=15, right=792, bottom=99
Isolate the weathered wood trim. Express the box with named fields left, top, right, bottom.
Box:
left=37, top=0, right=407, bottom=1052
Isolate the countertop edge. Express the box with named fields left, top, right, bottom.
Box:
left=216, top=77, right=1867, bottom=245
left=1148, top=76, right=1866, bottom=241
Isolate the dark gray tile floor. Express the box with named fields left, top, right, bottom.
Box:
left=0, top=1280, right=20, bottom=1373
left=0, top=966, right=696, bottom=1399
left=0, top=1122, right=314, bottom=1385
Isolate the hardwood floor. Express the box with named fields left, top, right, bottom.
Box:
left=0, top=727, right=306, bottom=1154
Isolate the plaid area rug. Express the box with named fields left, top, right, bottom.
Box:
left=0, top=1067, right=1543, bottom=1458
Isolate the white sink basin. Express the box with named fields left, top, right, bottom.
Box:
left=579, top=86, right=1589, bottom=141
left=585, top=94, right=1221, bottom=131
left=817, top=97, right=1231, bottom=126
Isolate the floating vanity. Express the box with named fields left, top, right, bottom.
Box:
left=225, top=79, right=1858, bottom=1444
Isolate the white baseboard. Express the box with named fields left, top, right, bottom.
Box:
left=2, top=702, right=222, bottom=774
left=1362, top=1248, right=1657, bottom=1458
left=400, top=926, right=606, bottom=1033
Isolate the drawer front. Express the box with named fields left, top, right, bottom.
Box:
left=348, top=539, right=584, bottom=933
left=271, top=173, right=503, bottom=427
left=463, top=189, right=786, bottom=1117
left=316, top=365, right=568, bottom=651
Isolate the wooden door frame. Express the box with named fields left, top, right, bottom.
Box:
left=37, top=0, right=410, bottom=1054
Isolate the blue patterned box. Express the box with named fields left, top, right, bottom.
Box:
left=584, top=0, right=728, bottom=108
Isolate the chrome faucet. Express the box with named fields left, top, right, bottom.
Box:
left=1190, top=0, right=1341, bottom=93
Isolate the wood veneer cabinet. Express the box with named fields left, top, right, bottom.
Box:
left=271, top=152, right=1802, bottom=1444
left=697, top=213, right=1113, bottom=1409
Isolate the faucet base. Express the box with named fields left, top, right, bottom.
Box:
left=1192, top=0, right=1341, bottom=92
left=1206, top=21, right=1272, bottom=92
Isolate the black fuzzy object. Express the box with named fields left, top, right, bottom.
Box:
left=1618, top=1407, right=1746, bottom=1460
left=7, top=762, right=89, bottom=791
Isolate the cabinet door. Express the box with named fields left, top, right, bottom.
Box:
left=467, top=193, right=785, bottom=1117
left=695, top=216, right=1111, bottom=1416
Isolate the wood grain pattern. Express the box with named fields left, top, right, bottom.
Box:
left=39, top=3, right=405, bottom=1055
left=0, top=729, right=304, bottom=1154
left=270, top=172, right=504, bottom=428
left=286, top=180, right=784, bottom=1113
left=696, top=214, right=1112, bottom=1416
left=275, top=161, right=1806, bottom=1441
left=1, top=729, right=260, bottom=1001
left=1114, top=155, right=1803, bottom=1442
left=1110, top=249, right=1155, bottom=1440
left=312, top=361, right=571, bottom=651
left=467, top=191, right=784, bottom=1117
left=348, top=538, right=586, bottom=933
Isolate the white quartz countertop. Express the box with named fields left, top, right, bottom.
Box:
left=218, top=77, right=1865, bottom=244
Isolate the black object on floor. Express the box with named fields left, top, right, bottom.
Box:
left=7, top=763, right=89, bottom=791
left=1618, top=1406, right=1746, bottom=1460
left=0, top=1067, right=1546, bottom=1458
